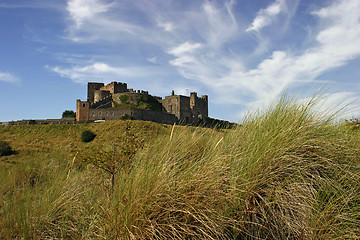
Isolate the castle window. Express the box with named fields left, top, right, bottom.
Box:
left=92, top=112, right=95, bottom=117
left=168, top=105, right=172, bottom=112
left=83, top=103, right=86, bottom=107
left=106, top=112, right=109, bottom=116
left=168, top=99, right=171, bottom=103
left=99, top=112, right=102, bottom=116
left=111, top=112, right=114, bottom=116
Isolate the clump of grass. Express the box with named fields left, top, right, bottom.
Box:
left=99, top=126, right=229, bottom=238
left=1, top=94, right=360, bottom=239
left=220, top=95, right=360, bottom=239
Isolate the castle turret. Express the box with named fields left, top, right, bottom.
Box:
left=76, top=99, right=89, bottom=122
left=190, top=92, right=197, bottom=110
left=88, top=82, right=104, bottom=104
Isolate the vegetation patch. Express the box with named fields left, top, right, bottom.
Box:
left=81, top=130, right=96, bottom=143
left=119, top=95, right=128, bottom=103
left=113, top=94, right=162, bottom=112
left=62, top=110, right=76, bottom=118
left=0, top=140, right=14, bottom=156
left=137, top=94, right=162, bottom=112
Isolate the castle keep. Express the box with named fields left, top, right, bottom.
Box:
left=76, top=82, right=208, bottom=124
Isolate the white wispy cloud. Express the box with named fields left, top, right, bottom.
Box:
left=0, top=71, right=20, bottom=83
left=47, top=62, right=150, bottom=83
left=65, top=0, right=144, bottom=42
left=168, top=0, right=360, bottom=107
left=157, top=20, right=174, bottom=32
left=147, top=57, right=157, bottom=63
left=246, top=0, right=286, bottom=32
left=66, top=0, right=114, bottom=28
left=62, top=0, right=239, bottom=84
left=167, top=42, right=202, bottom=57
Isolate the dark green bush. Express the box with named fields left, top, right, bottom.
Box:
left=0, top=140, right=14, bottom=156
left=62, top=110, right=76, bottom=118
left=81, top=130, right=96, bottom=143
left=119, top=95, right=128, bottom=103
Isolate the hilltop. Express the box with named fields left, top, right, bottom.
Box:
left=0, top=120, right=173, bottom=165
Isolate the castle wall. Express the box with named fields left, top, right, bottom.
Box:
left=190, top=94, right=208, bottom=119
left=160, top=95, right=181, bottom=119
left=179, top=95, right=191, bottom=120
left=88, top=108, right=178, bottom=124
left=161, top=93, right=207, bottom=123
left=112, top=92, right=141, bottom=105
left=8, top=118, right=76, bottom=125
left=100, top=82, right=128, bottom=94
left=76, top=99, right=89, bottom=121
left=94, top=90, right=112, bottom=103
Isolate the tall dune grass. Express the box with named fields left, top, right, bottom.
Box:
left=1, top=95, right=359, bottom=239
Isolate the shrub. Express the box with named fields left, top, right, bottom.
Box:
left=81, top=130, right=96, bottom=143
left=0, top=140, right=14, bottom=156
left=62, top=110, right=76, bottom=118
left=119, top=95, right=128, bottom=103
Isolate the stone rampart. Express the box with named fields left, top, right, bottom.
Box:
left=88, top=108, right=178, bottom=124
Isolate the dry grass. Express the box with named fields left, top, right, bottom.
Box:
left=1, top=95, right=360, bottom=239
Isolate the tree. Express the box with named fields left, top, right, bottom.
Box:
left=62, top=110, right=76, bottom=118
left=81, top=124, right=143, bottom=193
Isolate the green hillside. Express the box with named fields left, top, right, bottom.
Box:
left=1, top=96, right=360, bottom=239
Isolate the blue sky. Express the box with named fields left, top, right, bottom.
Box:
left=1, top=0, right=360, bottom=122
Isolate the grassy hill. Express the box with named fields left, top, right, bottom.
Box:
left=1, top=96, right=360, bottom=239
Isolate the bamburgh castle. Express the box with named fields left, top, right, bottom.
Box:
left=76, top=81, right=208, bottom=124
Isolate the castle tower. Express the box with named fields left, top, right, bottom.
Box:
left=76, top=99, right=89, bottom=121
left=201, top=95, right=208, bottom=117
left=88, top=82, right=104, bottom=104
left=190, top=92, right=197, bottom=110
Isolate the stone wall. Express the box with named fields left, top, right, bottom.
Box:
left=100, top=82, right=128, bottom=94
left=190, top=92, right=208, bottom=119
left=90, top=95, right=112, bottom=109
left=88, top=108, right=178, bottom=124
left=160, top=95, right=178, bottom=118
left=9, top=118, right=76, bottom=125
left=161, top=94, right=205, bottom=122
left=94, top=90, right=111, bottom=103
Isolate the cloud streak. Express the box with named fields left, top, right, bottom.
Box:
left=47, top=62, right=154, bottom=83
left=0, top=71, right=20, bottom=83
left=166, top=0, right=360, bottom=108
left=246, top=0, right=286, bottom=32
